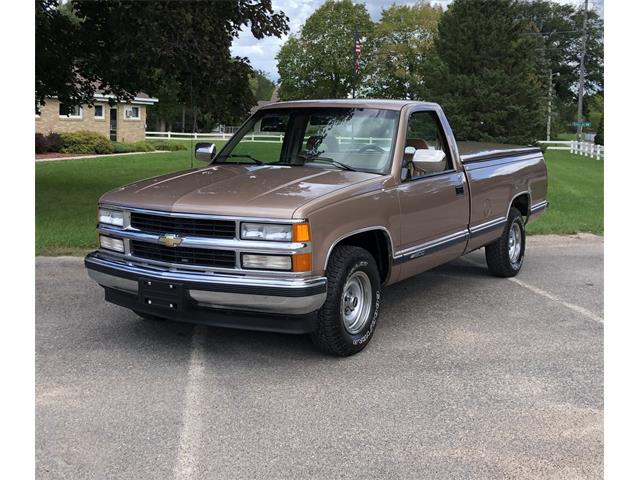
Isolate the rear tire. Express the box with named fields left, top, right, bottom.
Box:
left=311, top=246, right=381, bottom=356
left=485, top=207, right=526, bottom=277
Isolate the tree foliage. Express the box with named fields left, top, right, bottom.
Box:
left=250, top=70, right=277, bottom=101
left=424, top=0, right=545, bottom=144
left=364, top=2, right=442, bottom=100
left=276, top=0, right=373, bottom=100
left=520, top=0, right=603, bottom=103
left=35, top=0, right=289, bottom=123
left=594, top=113, right=603, bottom=145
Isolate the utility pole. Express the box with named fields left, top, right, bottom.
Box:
left=352, top=22, right=359, bottom=99
left=546, top=70, right=559, bottom=142
left=576, top=0, right=589, bottom=140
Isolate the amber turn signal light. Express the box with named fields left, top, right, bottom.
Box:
left=292, top=253, right=312, bottom=272
left=292, top=223, right=311, bottom=242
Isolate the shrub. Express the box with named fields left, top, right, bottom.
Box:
left=60, top=131, right=114, bottom=154
left=35, top=132, right=65, bottom=154
left=594, top=115, right=604, bottom=146
left=47, top=132, right=63, bottom=152
left=112, top=141, right=157, bottom=153
left=35, top=133, right=48, bottom=154
left=130, top=141, right=156, bottom=152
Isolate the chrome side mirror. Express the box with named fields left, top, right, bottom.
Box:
left=195, top=142, right=216, bottom=162
left=412, top=149, right=447, bottom=173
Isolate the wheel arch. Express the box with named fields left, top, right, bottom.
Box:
left=324, top=227, right=394, bottom=284
left=509, top=191, right=531, bottom=220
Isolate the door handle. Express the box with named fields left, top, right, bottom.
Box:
left=455, top=184, right=464, bottom=196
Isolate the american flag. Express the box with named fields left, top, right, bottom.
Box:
left=354, top=33, right=362, bottom=74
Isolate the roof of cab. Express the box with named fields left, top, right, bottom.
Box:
left=257, top=99, right=440, bottom=111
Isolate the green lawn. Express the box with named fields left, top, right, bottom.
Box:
left=527, top=150, right=603, bottom=235
left=35, top=147, right=603, bottom=255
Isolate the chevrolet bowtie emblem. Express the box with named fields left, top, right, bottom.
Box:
left=158, top=234, right=183, bottom=248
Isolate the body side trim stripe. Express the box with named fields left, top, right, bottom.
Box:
left=469, top=217, right=508, bottom=239
left=530, top=201, right=549, bottom=213
left=393, top=230, right=469, bottom=265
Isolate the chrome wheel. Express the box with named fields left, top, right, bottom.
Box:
left=341, top=271, right=372, bottom=335
left=508, top=223, right=522, bottom=265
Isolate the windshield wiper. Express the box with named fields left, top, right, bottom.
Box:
left=297, top=153, right=357, bottom=172
left=216, top=153, right=264, bottom=165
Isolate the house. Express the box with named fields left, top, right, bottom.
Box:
left=35, top=92, right=159, bottom=143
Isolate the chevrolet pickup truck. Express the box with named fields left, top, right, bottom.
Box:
left=85, top=100, right=548, bottom=356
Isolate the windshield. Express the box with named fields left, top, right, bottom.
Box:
left=215, top=107, right=400, bottom=174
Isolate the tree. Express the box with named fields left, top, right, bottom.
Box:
left=36, top=1, right=289, bottom=124
left=276, top=0, right=373, bottom=100
left=35, top=0, right=87, bottom=113
left=594, top=114, right=603, bottom=145
left=519, top=0, right=604, bottom=104
left=364, top=2, right=442, bottom=100
left=250, top=70, right=277, bottom=101
left=425, top=0, right=545, bottom=144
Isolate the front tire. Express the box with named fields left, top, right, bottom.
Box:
left=485, top=207, right=526, bottom=277
left=311, top=246, right=381, bottom=356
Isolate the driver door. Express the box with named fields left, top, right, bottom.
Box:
left=396, top=109, right=469, bottom=281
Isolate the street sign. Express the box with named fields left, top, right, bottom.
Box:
left=572, top=121, right=592, bottom=127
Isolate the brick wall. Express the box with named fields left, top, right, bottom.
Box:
left=35, top=99, right=110, bottom=138
left=35, top=99, right=148, bottom=143
left=115, top=103, right=147, bottom=143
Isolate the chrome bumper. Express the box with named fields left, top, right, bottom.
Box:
left=85, top=252, right=327, bottom=315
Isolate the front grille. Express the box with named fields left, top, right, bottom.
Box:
left=130, top=212, right=236, bottom=239
left=131, top=241, right=236, bottom=268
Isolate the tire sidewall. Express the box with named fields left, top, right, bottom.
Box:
left=508, top=214, right=526, bottom=272
left=335, top=256, right=381, bottom=348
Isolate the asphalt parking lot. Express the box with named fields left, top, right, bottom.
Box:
left=36, top=234, right=603, bottom=480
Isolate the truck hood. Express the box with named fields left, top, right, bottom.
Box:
left=100, top=164, right=377, bottom=218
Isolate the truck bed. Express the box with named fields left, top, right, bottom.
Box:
left=457, top=141, right=540, bottom=163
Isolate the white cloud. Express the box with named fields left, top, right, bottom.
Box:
left=231, top=0, right=603, bottom=81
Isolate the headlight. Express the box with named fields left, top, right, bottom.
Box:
left=241, top=223, right=292, bottom=242
left=98, top=208, right=124, bottom=227
left=99, top=235, right=124, bottom=253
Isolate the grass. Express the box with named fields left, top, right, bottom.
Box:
left=36, top=146, right=221, bottom=256
left=527, top=150, right=603, bottom=235
left=554, top=132, right=577, bottom=141
left=35, top=147, right=603, bottom=255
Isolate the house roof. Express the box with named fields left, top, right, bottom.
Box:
left=93, top=91, right=159, bottom=105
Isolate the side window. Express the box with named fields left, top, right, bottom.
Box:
left=403, top=111, right=452, bottom=180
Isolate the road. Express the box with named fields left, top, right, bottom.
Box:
left=36, top=234, right=603, bottom=479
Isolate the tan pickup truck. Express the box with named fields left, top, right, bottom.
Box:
left=85, top=100, right=548, bottom=356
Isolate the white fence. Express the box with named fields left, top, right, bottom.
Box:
left=146, top=131, right=391, bottom=146
left=146, top=131, right=237, bottom=141
left=538, top=140, right=604, bottom=160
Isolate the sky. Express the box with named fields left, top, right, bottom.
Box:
left=230, top=0, right=604, bottom=81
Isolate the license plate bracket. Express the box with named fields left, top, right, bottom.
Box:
left=138, top=277, right=185, bottom=312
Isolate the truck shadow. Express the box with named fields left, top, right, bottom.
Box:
left=102, top=257, right=490, bottom=360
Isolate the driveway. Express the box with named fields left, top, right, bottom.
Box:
left=36, top=234, right=603, bottom=479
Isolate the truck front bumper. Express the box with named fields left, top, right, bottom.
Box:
left=84, top=252, right=327, bottom=334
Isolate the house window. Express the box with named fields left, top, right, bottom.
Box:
left=124, top=106, right=141, bottom=120
left=59, top=104, right=82, bottom=119
left=94, top=105, right=104, bottom=119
